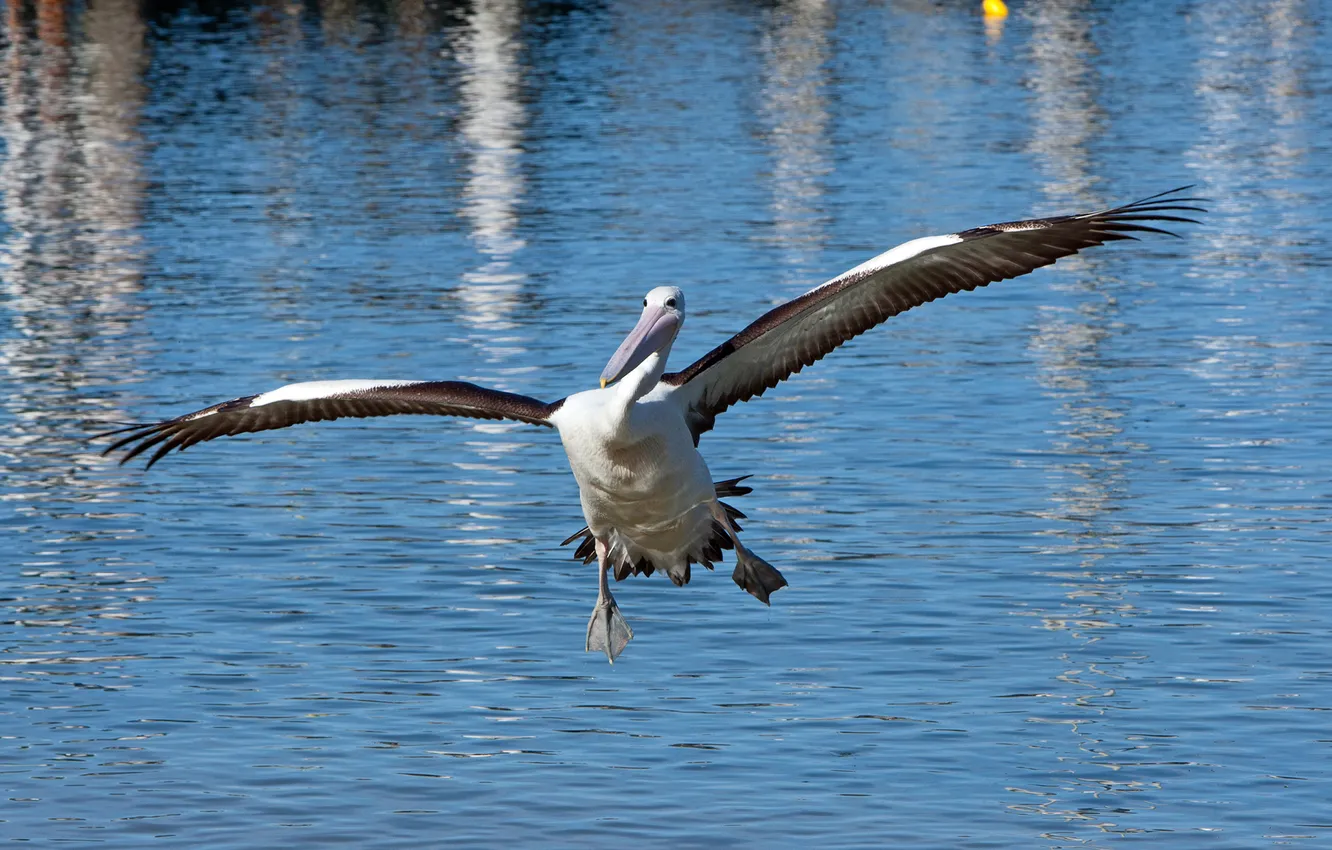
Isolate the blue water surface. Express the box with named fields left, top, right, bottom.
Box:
left=3, top=0, right=1330, bottom=846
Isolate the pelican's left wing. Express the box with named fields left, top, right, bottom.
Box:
left=99, top=379, right=563, bottom=469
left=663, top=187, right=1203, bottom=441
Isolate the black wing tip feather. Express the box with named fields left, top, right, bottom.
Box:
left=95, top=399, right=250, bottom=469
left=99, top=422, right=181, bottom=468
left=958, top=185, right=1206, bottom=241
left=92, top=421, right=155, bottom=442
left=93, top=422, right=156, bottom=460
left=1128, top=184, right=1207, bottom=206
left=1103, top=185, right=1209, bottom=213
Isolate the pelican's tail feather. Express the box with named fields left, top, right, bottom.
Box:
left=560, top=476, right=755, bottom=577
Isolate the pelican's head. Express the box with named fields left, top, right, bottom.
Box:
left=600, top=286, right=685, bottom=388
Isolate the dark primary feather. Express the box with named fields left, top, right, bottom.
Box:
left=98, top=380, right=562, bottom=469
left=663, top=186, right=1204, bottom=441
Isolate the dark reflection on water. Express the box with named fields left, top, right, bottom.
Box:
left=4, top=1, right=1332, bottom=847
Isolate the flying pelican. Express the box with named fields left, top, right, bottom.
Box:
left=99, top=188, right=1202, bottom=661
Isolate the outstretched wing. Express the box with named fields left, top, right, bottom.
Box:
left=99, top=379, right=563, bottom=469
left=664, top=187, right=1203, bottom=441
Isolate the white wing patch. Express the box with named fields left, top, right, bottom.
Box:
left=803, top=234, right=963, bottom=295
left=250, top=380, right=423, bottom=407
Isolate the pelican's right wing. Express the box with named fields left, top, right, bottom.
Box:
left=98, top=379, right=563, bottom=468
left=663, top=187, right=1203, bottom=441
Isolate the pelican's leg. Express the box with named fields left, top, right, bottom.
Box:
left=586, top=539, right=634, bottom=663
left=708, top=500, right=788, bottom=605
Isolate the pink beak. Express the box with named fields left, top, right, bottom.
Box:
left=600, top=304, right=679, bottom=388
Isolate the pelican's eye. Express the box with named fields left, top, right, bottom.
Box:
left=665, top=297, right=677, bottom=308
left=643, top=298, right=648, bottom=306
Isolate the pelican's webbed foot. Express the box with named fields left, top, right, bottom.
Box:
left=732, top=548, right=788, bottom=605
left=708, top=498, right=789, bottom=605
left=587, top=548, right=633, bottom=662
left=586, top=590, right=634, bottom=662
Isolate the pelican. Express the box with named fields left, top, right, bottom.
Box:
left=99, top=188, right=1202, bottom=661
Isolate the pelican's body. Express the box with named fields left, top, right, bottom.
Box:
left=98, top=188, right=1202, bottom=661
left=554, top=386, right=714, bottom=582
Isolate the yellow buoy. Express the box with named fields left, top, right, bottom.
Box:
left=983, top=0, right=1008, bottom=17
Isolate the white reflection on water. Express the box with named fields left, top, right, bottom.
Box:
left=1016, top=2, right=1153, bottom=836
left=1183, top=0, right=1319, bottom=531
left=1024, top=0, right=1100, bottom=206
left=450, top=0, right=528, bottom=339
left=757, top=0, right=832, bottom=285
left=0, top=0, right=159, bottom=666
left=1, top=0, right=149, bottom=462
left=751, top=0, right=834, bottom=459
left=1186, top=0, right=1315, bottom=295
left=1024, top=0, right=1126, bottom=587
left=1186, top=0, right=1315, bottom=289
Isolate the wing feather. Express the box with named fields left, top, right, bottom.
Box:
left=99, top=379, right=562, bottom=468
left=663, top=187, right=1203, bottom=440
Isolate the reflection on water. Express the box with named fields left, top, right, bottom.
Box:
left=757, top=0, right=832, bottom=284
left=1024, top=0, right=1100, bottom=205
left=1, top=0, right=149, bottom=433
left=392, top=0, right=429, bottom=43
left=1184, top=0, right=1320, bottom=516
left=450, top=0, right=528, bottom=339
left=1, top=0, right=158, bottom=718
left=0, top=2, right=149, bottom=469
left=1187, top=0, right=1315, bottom=281
left=2, top=2, right=1331, bottom=847
left=1020, top=2, right=1143, bottom=835
left=1024, top=0, right=1121, bottom=579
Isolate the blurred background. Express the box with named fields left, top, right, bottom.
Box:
left=2, top=0, right=1329, bottom=847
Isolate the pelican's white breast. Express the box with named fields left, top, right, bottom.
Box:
left=550, top=388, right=714, bottom=558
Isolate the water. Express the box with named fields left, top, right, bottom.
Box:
left=3, top=0, right=1330, bottom=846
